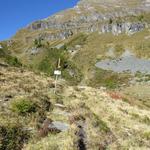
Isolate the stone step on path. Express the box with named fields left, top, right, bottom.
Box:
left=54, top=103, right=66, bottom=109
left=48, top=103, right=70, bottom=132
left=49, top=121, right=69, bottom=132
left=39, top=118, right=70, bottom=137
left=53, top=101, right=87, bottom=150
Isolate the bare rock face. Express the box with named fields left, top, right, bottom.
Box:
left=24, top=0, right=150, bottom=40
left=101, top=22, right=146, bottom=35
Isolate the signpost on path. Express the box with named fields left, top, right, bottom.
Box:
left=54, top=58, right=61, bottom=94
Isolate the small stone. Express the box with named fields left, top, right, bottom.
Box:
left=49, top=121, right=69, bottom=132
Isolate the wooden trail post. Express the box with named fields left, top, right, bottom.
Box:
left=54, top=58, right=61, bottom=94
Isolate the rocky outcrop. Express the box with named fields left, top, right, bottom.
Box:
left=39, top=30, right=73, bottom=41
left=101, top=22, right=146, bottom=35
left=28, top=21, right=146, bottom=41
left=25, top=0, right=150, bottom=40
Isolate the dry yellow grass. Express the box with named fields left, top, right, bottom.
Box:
left=1, top=65, right=149, bottom=150
left=0, top=66, right=53, bottom=99
left=60, top=85, right=150, bottom=149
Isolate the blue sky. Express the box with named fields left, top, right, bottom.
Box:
left=0, top=0, right=79, bottom=41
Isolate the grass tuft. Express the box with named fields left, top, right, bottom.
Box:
left=11, top=98, right=36, bottom=115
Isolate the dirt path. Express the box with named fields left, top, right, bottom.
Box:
left=77, top=124, right=87, bottom=150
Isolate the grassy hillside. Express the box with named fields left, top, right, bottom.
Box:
left=0, top=1, right=149, bottom=148
left=0, top=36, right=150, bottom=149
left=24, top=85, right=150, bottom=150
left=0, top=65, right=54, bottom=150
left=3, top=28, right=149, bottom=88
left=0, top=42, right=22, bottom=67
left=1, top=65, right=149, bottom=150
left=71, top=29, right=150, bottom=85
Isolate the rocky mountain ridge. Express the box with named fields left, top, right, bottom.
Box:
left=24, top=0, right=150, bottom=41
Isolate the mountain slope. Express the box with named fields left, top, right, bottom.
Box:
left=2, top=0, right=149, bottom=69
left=10, top=0, right=150, bottom=43
left=25, top=85, right=150, bottom=150
left=0, top=63, right=149, bottom=150
left=0, top=1, right=150, bottom=149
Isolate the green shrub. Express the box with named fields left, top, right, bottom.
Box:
left=11, top=98, right=36, bottom=115
left=0, top=48, right=6, bottom=57
left=0, top=122, right=29, bottom=150
left=38, top=48, right=67, bottom=74
left=34, top=38, right=43, bottom=48
left=109, top=18, right=113, bottom=24
left=37, top=47, right=83, bottom=84
left=0, top=42, right=8, bottom=56
left=38, top=57, right=53, bottom=74
left=0, top=44, right=22, bottom=67
left=5, top=56, right=22, bottom=67
left=62, top=61, right=83, bottom=85
left=143, top=132, right=150, bottom=140
left=142, top=116, right=150, bottom=125
left=137, top=14, right=144, bottom=21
